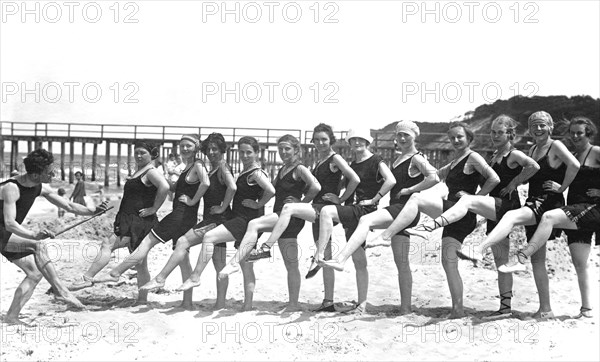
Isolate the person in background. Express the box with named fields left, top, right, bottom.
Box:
left=70, top=171, right=86, bottom=206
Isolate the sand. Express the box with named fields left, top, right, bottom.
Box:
left=1, top=182, right=598, bottom=361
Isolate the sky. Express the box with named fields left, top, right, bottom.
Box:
left=1, top=0, right=599, bottom=139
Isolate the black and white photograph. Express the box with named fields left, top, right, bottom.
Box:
left=1, top=1, right=599, bottom=360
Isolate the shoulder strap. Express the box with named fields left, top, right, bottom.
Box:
left=582, top=146, right=594, bottom=164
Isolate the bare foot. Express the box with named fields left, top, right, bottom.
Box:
left=140, top=278, right=165, bottom=291
left=319, top=259, right=345, bottom=272
left=279, top=304, right=302, bottom=314
left=212, top=302, right=226, bottom=311
left=93, top=273, right=120, bottom=283
left=367, top=232, right=392, bottom=248
left=241, top=304, right=254, bottom=312
left=68, top=275, right=94, bottom=291
left=449, top=310, right=466, bottom=319
left=133, top=299, right=149, bottom=307
left=55, top=294, right=85, bottom=310
left=179, top=302, right=195, bottom=311
left=3, top=316, right=35, bottom=326
left=218, top=263, right=240, bottom=280
left=177, top=278, right=200, bottom=291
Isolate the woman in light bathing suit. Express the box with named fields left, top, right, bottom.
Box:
left=95, top=134, right=210, bottom=310
left=177, top=136, right=276, bottom=311
left=245, top=123, right=360, bottom=313
left=140, top=133, right=235, bottom=310
left=68, top=141, right=169, bottom=307
left=458, top=111, right=580, bottom=320
left=368, top=122, right=500, bottom=318
left=311, top=126, right=397, bottom=315
left=319, top=120, right=438, bottom=315
left=217, top=134, right=321, bottom=312
left=409, top=115, right=539, bottom=319
left=499, top=116, right=599, bottom=319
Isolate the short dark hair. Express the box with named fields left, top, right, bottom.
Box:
left=201, top=133, right=228, bottom=155
left=312, top=123, right=336, bottom=145
left=238, top=136, right=260, bottom=153
left=570, top=116, right=597, bottom=138
left=23, top=149, right=54, bottom=175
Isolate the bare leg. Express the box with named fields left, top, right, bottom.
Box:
left=530, top=245, right=552, bottom=317
left=499, top=210, right=577, bottom=272
left=484, top=237, right=513, bottom=319
left=212, top=246, right=228, bottom=309
left=370, top=194, right=444, bottom=247
left=263, top=203, right=317, bottom=250
left=311, top=220, right=335, bottom=311
left=391, top=235, right=412, bottom=314
left=350, top=245, right=368, bottom=314
left=278, top=238, right=301, bottom=311
left=140, top=225, right=215, bottom=291
left=100, top=233, right=162, bottom=281
left=569, top=243, right=593, bottom=317
left=135, top=257, right=150, bottom=304
left=420, top=196, right=496, bottom=231
left=316, top=206, right=341, bottom=261
left=219, top=214, right=278, bottom=277
left=477, top=208, right=536, bottom=254
left=178, top=225, right=234, bottom=291
left=178, top=254, right=194, bottom=309
left=321, top=210, right=393, bottom=270
left=5, top=256, right=43, bottom=324
left=5, top=238, right=85, bottom=309
left=70, top=236, right=130, bottom=291
left=521, top=210, right=576, bottom=257
left=441, top=237, right=465, bottom=319
left=240, top=261, right=255, bottom=311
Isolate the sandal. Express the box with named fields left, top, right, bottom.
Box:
left=575, top=306, right=593, bottom=319
left=305, top=256, right=322, bottom=279
left=247, top=245, right=272, bottom=262
left=417, top=215, right=451, bottom=232
left=483, top=291, right=513, bottom=320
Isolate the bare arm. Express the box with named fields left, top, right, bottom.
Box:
left=140, top=168, right=170, bottom=217
left=296, top=165, right=321, bottom=203
left=180, top=161, right=210, bottom=206
left=500, top=150, right=540, bottom=197
left=469, top=153, right=500, bottom=196
left=548, top=141, right=580, bottom=194
left=243, top=170, right=276, bottom=209
left=324, top=154, right=360, bottom=204
left=362, top=162, right=396, bottom=206
left=42, top=184, right=99, bottom=216
left=1, top=184, right=49, bottom=239
left=210, top=162, right=237, bottom=215
left=397, top=154, right=440, bottom=197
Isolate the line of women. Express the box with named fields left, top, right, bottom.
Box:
left=68, top=113, right=597, bottom=319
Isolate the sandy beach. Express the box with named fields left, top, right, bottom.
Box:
left=1, top=182, right=598, bottom=361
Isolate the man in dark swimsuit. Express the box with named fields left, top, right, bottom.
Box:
left=1, top=149, right=108, bottom=324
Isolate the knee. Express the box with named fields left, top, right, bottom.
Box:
left=539, top=211, right=559, bottom=225
left=352, top=254, right=368, bottom=270
left=572, top=256, right=588, bottom=272
left=321, top=206, right=335, bottom=220
left=281, top=204, right=294, bottom=217
left=29, top=271, right=43, bottom=283
left=175, top=236, right=191, bottom=251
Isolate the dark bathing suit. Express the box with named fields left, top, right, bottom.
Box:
left=0, top=179, right=42, bottom=261
left=384, top=154, right=424, bottom=237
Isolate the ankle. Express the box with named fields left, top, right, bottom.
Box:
left=517, top=251, right=527, bottom=264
